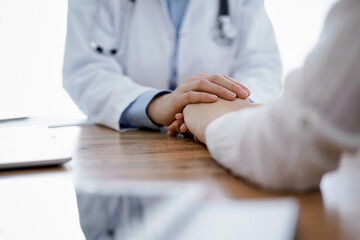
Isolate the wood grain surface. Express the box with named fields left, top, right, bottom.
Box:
left=1, top=124, right=359, bottom=239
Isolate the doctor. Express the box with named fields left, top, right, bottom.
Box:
left=63, top=0, right=282, bottom=131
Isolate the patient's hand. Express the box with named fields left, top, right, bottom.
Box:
left=167, top=98, right=251, bottom=143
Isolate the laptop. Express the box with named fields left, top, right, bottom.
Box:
left=0, top=125, right=71, bottom=170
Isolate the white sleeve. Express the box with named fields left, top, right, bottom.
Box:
left=63, top=0, right=152, bottom=131
left=231, top=0, right=283, bottom=103
left=206, top=0, right=360, bottom=191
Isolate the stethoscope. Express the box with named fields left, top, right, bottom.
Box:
left=90, top=0, right=237, bottom=56
left=213, top=0, right=237, bottom=46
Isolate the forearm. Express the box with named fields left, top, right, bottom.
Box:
left=205, top=101, right=342, bottom=191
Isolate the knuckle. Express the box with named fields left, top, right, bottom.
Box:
left=188, top=91, right=200, bottom=103
left=221, top=88, right=229, bottom=95
left=214, top=87, right=227, bottom=97
left=197, top=79, right=208, bottom=88
left=214, top=74, right=225, bottom=83
left=222, top=74, right=231, bottom=80
left=214, top=74, right=221, bottom=79
left=185, top=77, right=194, bottom=83
left=210, top=74, right=220, bottom=81
left=184, top=92, right=191, bottom=102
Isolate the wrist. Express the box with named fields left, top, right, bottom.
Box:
left=197, top=115, right=219, bottom=144
left=147, top=93, right=169, bottom=126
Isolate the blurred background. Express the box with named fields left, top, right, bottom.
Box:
left=0, top=0, right=337, bottom=120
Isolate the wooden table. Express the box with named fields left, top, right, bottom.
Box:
left=1, top=124, right=359, bottom=239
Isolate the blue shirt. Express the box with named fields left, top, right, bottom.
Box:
left=120, top=0, right=189, bottom=130
left=167, top=0, right=189, bottom=90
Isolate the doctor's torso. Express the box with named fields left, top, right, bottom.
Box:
left=90, top=0, right=245, bottom=89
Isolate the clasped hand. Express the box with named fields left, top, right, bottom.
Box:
left=167, top=98, right=252, bottom=143
left=147, top=73, right=250, bottom=126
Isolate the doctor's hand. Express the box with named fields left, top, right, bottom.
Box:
left=167, top=98, right=252, bottom=144
left=147, top=73, right=250, bottom=126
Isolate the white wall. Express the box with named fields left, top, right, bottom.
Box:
left=265, top=0, right=337, bottom=79
left=0, top=0, right=337, bottom=118
left=0, top=0, right=83, bottom=119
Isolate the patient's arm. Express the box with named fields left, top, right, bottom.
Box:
left=167, top=98, right=251, bottom=142
left=170, top=1, right=360, bottom=191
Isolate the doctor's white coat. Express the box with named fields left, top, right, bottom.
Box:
left=63, top=0, right=282, bottom=130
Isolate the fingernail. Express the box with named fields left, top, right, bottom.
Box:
left=228, top=92, right=236, bottom=98
left=209, top=95, right=217, bottom=101
left=239, top=89, right=249, bottom=97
